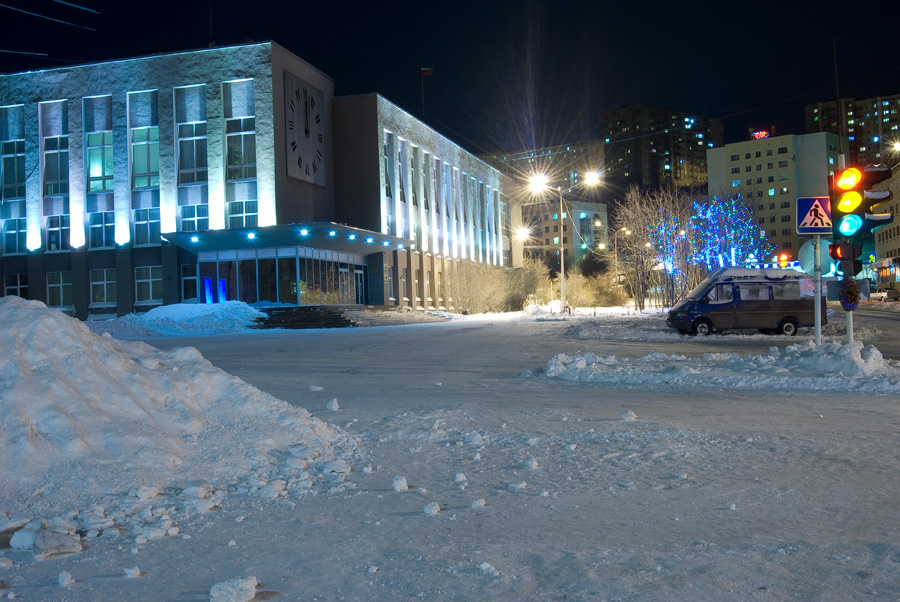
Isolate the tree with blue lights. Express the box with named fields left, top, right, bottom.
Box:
left=691, top=194, right=774, bottom=271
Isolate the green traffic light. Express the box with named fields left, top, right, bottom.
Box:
left=838, top=214, right=863, bottom=236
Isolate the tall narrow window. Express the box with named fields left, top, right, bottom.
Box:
left=1, top=105, right=25, bottom=200
left=84, top=95, right=113, bottom=193
left=46, top=215, right=70, bottom=251
left=225, top=117, right=256, bottom=181
left=90, top=268, right=117, bottom=306
left=131, top=127, right=159, bottom=188
left=129, top=90, right=159, bottom=189
left=86, top=131, right=114, bottom=192
left=88, top=211, right=115, bottom=248
left=43, top=136, right=69, bottom=196
left=175, top=85, right=208, bottom=185
left=135, top=265, right=163, bottom=304
left=134, top=207, right=161, bottom=246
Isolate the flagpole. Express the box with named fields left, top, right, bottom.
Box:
left=420, top=67, right=433, bottom=121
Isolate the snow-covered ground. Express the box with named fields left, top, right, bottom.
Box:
left=2, top=298, right=900, bottom=600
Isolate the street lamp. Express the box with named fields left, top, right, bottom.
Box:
left=528, top=172, right=601, bottom=311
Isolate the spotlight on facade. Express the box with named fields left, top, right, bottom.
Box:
left=299, top=228, right=309, bottom=236
left=366, top=237, right=374, bottom=243
left=190, top=235, right=199, bottom=243
left=329, top=230, right=336, bottom=237
left=382, top=241, right=390, bottom=246
left=247, top=232, right=256, bottom=240
left=348, top=234, right=356, bottom=240
left=516, top=227, right=531, bottom=241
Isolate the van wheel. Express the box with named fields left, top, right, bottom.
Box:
left=778, top=320, right=798, bottom=336
left=693, top=319, right=713, bottom=336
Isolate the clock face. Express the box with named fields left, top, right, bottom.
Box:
left=284, top=71, right=326, bottom=186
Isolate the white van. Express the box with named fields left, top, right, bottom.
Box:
left=666, top=268, right=825, bottom=336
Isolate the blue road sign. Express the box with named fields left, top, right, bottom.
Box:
left=796, top=196, right=832, bottom=235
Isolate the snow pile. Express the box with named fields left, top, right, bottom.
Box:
left=87, top=300, right=264, bottom=337
left=542, top=338, right=900, bottom=392
left=0, top=296, right=357, bottom=555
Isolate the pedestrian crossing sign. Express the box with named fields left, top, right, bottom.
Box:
left=796, top=196, right=832, bottom=235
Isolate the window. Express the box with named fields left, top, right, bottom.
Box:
left=3, top=218, right=26, bottom=254
left=133, top=207, right=160, bottom=245
left=768, top=176, right=774, bottom=182
left=767, top=163, right=773, bottom=169
left=90, top=268, right=116, bottom=306
left=181, top=264, right=198, bottom=301
left=227, top=199, right=257, bottom=229
left=178, top=123, right=208, bottom=184
left=773, top=283, right=800, bottom=300
left=781, top=215, right=791, bottom=222
left=755, top=151, right=761, bottom=158
left=756, top=164, right=762, bottom=171
left=730, top=154, right=739, bottom=161
left=780, top=187, right=789, bottom=195
left=778, top=160, right=788, bottom=168
left=766, top=149, right=773, bottom=156
left=744, top=153, right=751, bottom=159
left=731, top=167, right=740, bottom=174
left=180, top=204, right=209, bottom=231
left=46, top=271, right=73, bottom=308
left=739, top=283, right=768, bottom=301
left=745, top=166, right=751, bottom=172
left=768, top=189, right=775, bottom=197
left=1, top=139, right=25, bottom=199
left=781, top=228, right=792, bottom=235
left=132, top=127, right=159, bottom=189
left=706, top=284, right=734, bottom=304
left=89, top=211, right=115, bottom=248
left=780, top=201, right=790, bottom=209
left=731, top=180, right=740, bottom=187
left=46, top=215, right=70, bottom=251
left=43, top=136, right=69, bottom=196
left=86, top=131, right=114, bottom=192
left=134, top=265, right=163, bottom=305
left=769, top=203, right=775, bottom=209
left=778, top=147, right=788, bottom=154
left=4, top=273, right=27, bottom=298
left=225, top=117, right=256, bottom=181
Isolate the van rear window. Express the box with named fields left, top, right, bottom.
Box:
left=772, top=283, right=801, bottom=300
left=739, top=284, right=769, bottom=301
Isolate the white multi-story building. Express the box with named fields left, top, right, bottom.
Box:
left=0, top=42, right=521, bottom=318
left=707, top=132, right=843, bottom=262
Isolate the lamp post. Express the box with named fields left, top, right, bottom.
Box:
left=528, top=171, right=601, bottom=313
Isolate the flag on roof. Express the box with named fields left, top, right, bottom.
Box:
left=420, top=67, right=434, bottom=77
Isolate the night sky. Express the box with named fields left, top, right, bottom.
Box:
left=3, top=0, right=900, bottom=154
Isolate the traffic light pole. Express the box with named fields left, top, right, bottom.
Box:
left=814, top=235, right=822, bottom=345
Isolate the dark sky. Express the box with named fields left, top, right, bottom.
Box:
left=3, top=0, right=899, bottom=154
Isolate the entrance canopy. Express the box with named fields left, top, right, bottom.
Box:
left=164, top=222, right=412, bottom=256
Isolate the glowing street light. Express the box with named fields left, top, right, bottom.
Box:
left=527, top=171, right=601, bottom=311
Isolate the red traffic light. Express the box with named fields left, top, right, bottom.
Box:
left=828, top=243, right=844, bottom=260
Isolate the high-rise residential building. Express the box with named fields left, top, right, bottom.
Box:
left=805, top=94, right=900, bottom=166
left=603, top=105, right=723, bottom=193
left=870, top=169, right=900, bottom=288
left=0, top=42, right=521, bottom=318
left=707, top=132, right=843, bottom=262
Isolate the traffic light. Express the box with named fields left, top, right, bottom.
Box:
left=831, top=165, right=894, bottom=242
left=828, top=242, right=862, bottom=276
left=778, top=252, right=789, bottom=268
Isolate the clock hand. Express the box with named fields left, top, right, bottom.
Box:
left=304, top=89, right=310, bottom=138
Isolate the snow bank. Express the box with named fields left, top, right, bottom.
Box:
left=542, top=338, right=900, bottom=393
left=87, top=300, right=264, bottom=337
left=0, top=296, right=357, bottom=553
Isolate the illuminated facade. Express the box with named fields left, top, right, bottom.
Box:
left=707, top=132, right=843, bottom=262
left=0, top=43, right=520, bottom=317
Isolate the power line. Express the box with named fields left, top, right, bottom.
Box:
left=0, top=3, right=96, bottom=31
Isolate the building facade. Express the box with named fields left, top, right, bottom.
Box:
left=870, top=169, right=900, bottom=289
left=603, top=105, right=723, bottom=193
left=707, top=132, right=843, bottom=263
left=805, top=94, right=900, bottom=166
left=0, top=43, right=520, bottom=318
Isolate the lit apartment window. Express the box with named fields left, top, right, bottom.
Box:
left=86, top=131, right=114, bottom=192
left=132, top=127, right=159, bottom=189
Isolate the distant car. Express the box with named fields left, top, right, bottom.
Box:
left=870, top=288, right=900, bottom=301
